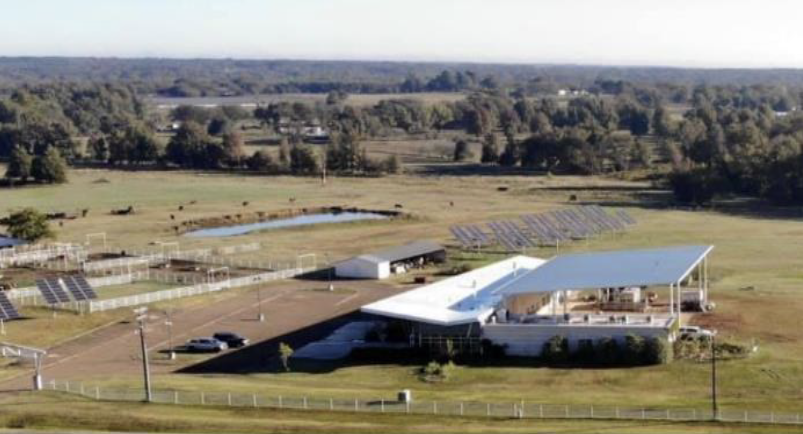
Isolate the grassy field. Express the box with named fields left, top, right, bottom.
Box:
left=0, top=391, right=799, bottom=434
left=3, top=167, right=803, bottom=417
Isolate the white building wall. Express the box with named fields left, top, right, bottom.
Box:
left=481, top=323, right=672, bottom=357
left=335, top=258, right=390, bottom=279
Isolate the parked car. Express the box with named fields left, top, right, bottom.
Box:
left=679, top=326, right=715, bottom=340
left=185, top=337, right=228, bottom=352
left=213, top=332, right=249, bottom=348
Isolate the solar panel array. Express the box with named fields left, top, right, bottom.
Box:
left=452, top=206, right=637, bottom=252
left=36, top=278, right=72, bottom=305
left=62, top=275, right=98, bottom=301
left=0, top=292, right=21, bottom=320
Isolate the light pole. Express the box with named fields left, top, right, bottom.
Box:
left=256, top=287, right=264, bottom=322
left=326, top=253, right=333, bottom=292
left=134, top=307, right=152, bottom=402
left=711, top=332, right=719, bottom=420
left=165, top=308, right=175, bottom=361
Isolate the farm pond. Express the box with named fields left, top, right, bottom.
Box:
left=184, top=211, right=391, bottom=238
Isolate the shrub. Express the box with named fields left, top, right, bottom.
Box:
left=278, top=342, right=294, bottom=371
left=595, top=337, right=620, bottom=366
left=643, top=337, right=672, bottom=365
left=481, top=339, right=507, bottom=358
left=623, top=334, right=646, bottom=365
left=542, top=335, right=569, bottom=363
left=573, top=339, right=595, bottom=363
left=420, top=361, right=456, bottom=382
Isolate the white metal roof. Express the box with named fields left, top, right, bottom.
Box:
left=500, top=245, right=714, bottom=296
left=340, top=240, right=445, bottom=266
left=361, top=256, right=546, bottom=326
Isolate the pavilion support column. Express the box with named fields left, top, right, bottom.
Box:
left=669, top=284, right=674, bottom=316
left=704, top=256, right=709, bottom=304
left=562, top=290, right=568, bottom=316
left=676, top=279, right=682, bottom=325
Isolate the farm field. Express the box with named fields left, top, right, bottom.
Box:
left=3, top=168, right=803, bottom=418
left=148, top=92, right=468, bottom=110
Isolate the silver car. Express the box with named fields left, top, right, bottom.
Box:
left=186, top=337, right=228, bottom=352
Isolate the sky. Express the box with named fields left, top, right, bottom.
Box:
left=1, top=0, right=802, bottom=68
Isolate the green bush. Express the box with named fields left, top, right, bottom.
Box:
left=595, top=337, right=620, bottom=366
left=573, top=339, right=595, bottom=362
left=420, top=360, right=456, bottom=382
left=542, top=335, right=569, bottom=363
left=623, top=334, right=646, bottom=365
left=643, top=337, right=672, bottom=365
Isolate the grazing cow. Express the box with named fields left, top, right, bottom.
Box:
left=189, top=200, right=197, bottom=205
left=394, top=203, right=403, bottom=209
left=81, top=209, right=89, bottom=218
left=170, top=214, right=175, bottom=220
left=242, top=201, right=249, bottom=207
left=178, top=205, right=184, bottom=211
left=449, top=201, right=454, bottom=207
left=289, top=197, right=296, bottom=204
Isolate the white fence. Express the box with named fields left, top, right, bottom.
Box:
left=0, top=243, right=86, bottom=268
left=46, top=379, right=803, bottom=426
left=86, top=267, right=308, bottom=313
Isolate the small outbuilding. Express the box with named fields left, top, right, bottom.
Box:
left=335, top=240, right=446, bottom=280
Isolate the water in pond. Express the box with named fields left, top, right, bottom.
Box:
left=184, top=212, right=390, bottom=238
left=0, top=236, right=24, bottom=248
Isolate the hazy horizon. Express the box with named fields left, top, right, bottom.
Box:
left=2, top=0, right=803, bottom=69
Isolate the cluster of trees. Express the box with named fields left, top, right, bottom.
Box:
left=0, top=83, right=147, bottom=184
left=1, top=208, right=53, bottom=242
left=666, top=86, right=803, bottom=205
left=4, top=146, right=68, bottom=184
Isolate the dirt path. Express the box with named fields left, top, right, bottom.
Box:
left=0, top=279, right=402, bottom=390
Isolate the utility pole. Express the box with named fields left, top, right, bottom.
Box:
left=711, top=332, right=718, bottom=420
left=256, top=287, right=264, bottom=322
left=326, top=253, right=333, bottom=292
left=165, top=308, right=175, bottom=361
left=134, top=307, right=152, bottom=402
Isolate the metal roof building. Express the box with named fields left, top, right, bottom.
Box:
left=335, top=240, right=446, bottom=279
left=361, top=256, right=545, bottom=325
left=500, top=245, right=714, bottom=295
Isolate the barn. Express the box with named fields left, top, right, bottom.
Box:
left=334, top=240, right=446, bottom=280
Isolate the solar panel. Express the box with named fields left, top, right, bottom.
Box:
left=0, top=292, right=21, bottom=320
left=36, top=278, right=70, bottom=305
left=63, top=275, right=98, bottom=301
left=616, top=209, right=637, bottom=225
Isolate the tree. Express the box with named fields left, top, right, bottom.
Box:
left=31, top=147, right=68, bottom=184
left=289, top=145, right=319, bottom=174
left=5, top=208, right=54, bottom=242
left=278, top=137, right=290, bottom=169
left=246, top=150, right=274, bottom=172
left=207, top=117, right=232, bottom=136
left=278, top=342, right=294, bottom=372
left=222, top=132, right=246, bottom=167
left=453, top=139, right=470, bottom=162
left=5, top=147, right=33, bottom=182
left=383, top=155, right=402, bottom=174
left=480, top=134, right=499, bottom=163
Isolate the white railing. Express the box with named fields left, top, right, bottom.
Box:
left=47, top=379, right=803, bottom=426
left=0, top=243, right=86, bottom=268
left=86, top=267, right=309, bottom=313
